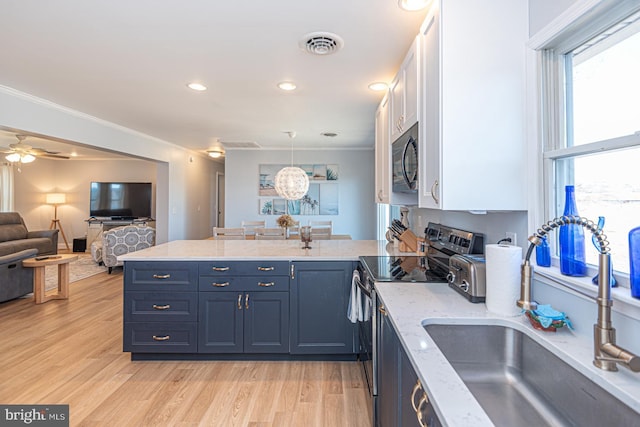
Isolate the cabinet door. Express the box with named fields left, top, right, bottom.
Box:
left=198, top=292, right=244, bottom=353
left=375, top=93, right=391, bottom=204
left=400, top=345, right=423, bottom=427
left=290, top=261, right=357, bottom=355
left=377, top=300, right=400, bottom=427
left=390, top=37, right=419, bottom=143
left=244, top=291, right=289, bottom=353
left=418, top=6, right=441, bottom=209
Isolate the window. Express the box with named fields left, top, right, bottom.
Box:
left=541, top=6, right=640, bottom=278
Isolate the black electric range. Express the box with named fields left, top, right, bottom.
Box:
left=359, top=255, right=448, bottom=283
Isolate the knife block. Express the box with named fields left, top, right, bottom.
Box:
left=398, top=230, right=418, bottom=253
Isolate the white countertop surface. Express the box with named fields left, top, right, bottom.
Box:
left=119, top=239, right=404, bottom=261
left=375, top=281, right=640, bottom=426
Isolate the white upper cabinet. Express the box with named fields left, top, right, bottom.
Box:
left=390, top=37, right=420, bottom=143
left=418, top=0, right=528, bottom=211
left=375, top=93, right=391, bottom=204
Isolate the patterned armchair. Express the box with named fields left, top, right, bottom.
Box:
left=100, top=225, right=155, bottom=273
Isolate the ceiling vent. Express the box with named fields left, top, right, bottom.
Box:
left=220, top=141, right=261, bottom=149
left=300, top=32, right=344, bottom=55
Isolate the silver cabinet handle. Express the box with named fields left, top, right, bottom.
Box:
left=257, top=266, right=274, bottom=271
left=258, top=282, right=275, bottom=287
left=152, top=304, right=170, bottom=310
left=152, top=335, right=170, bottom=341
left=245, top=293, right=249, bottom=309
left=430, top=180, right=439, bottom=204
left=211, top=282, right=230, bottom=287
left=290, top=264, right=295, bottom=279
left=237, top=294, right=242, bottom=310
left=153, top=274, right=170, bottom=279
left=211, top=266, right=230, bottom=272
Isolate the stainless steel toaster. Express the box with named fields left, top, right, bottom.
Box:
left=447, top=254, right=486, bottom=303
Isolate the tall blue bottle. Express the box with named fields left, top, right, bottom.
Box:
left=630, top=226, right=640, bottom=299
left=559, top=185, right=587, bottom=276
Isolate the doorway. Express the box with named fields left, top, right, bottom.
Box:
left=216, top=172, right=225, bottom=227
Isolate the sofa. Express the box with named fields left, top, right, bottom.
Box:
left=0, top=248, right=38, bottom=303
left=0, top=212, right=59, bottom=257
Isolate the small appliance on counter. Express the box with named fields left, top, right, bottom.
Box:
left=447, top=254, right=486, bottom=302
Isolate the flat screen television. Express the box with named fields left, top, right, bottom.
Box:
left=90, top=182, right=153, bottom=219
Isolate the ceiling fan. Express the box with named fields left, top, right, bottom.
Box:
left=1, top=135, right=70, bottom=163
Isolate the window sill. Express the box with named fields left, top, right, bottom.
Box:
left=533, top=265, right=640, bottom=316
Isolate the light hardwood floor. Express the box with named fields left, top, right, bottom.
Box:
left=0, top=269, right=372, bottom=426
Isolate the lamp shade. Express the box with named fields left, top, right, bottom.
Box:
left=46, top=193, right=66, bottom=204
left=274, top=167, right=309, bottom=200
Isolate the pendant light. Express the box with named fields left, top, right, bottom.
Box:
left=274, top=131, right=309, bottom=200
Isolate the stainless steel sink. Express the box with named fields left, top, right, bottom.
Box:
left=424, top=324, right=639, bottom=427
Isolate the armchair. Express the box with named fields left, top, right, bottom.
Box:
left=101, top=225, right=155, bottom=273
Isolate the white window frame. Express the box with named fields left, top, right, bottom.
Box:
left=529, top=0, right=640, bottom=293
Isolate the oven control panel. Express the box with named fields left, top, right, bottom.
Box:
left=425, top=222, right=484, bottom=255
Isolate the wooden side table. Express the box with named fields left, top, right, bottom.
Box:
left=23, top=254, right=78, bottom=304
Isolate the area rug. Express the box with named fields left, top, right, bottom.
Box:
left=44, top=254, right=108, bottom=290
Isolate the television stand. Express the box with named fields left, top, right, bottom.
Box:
left=85, top=218, right=155, bottom=250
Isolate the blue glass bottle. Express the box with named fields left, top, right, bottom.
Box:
left=535, top=236, right=551, bottom=267
left=559, top=185, right=587, bottom=276
left=630, top=226, right=640, bottom=299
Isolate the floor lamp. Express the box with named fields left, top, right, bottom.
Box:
left=46, top=193, right=70, bottom=251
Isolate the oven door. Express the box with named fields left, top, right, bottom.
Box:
left=355, top=265, right=375, bottom=399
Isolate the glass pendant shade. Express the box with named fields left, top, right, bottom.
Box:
left=274, top=166, right=309, bottom=200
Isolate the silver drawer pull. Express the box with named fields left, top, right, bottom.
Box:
left=152, top=335, right=170, bottom=341
left=211, top=266, right=230, bottom=272
left=257, top=266, right=275, bottom=271
left=212, top=282, right=230, bottom=287
left=258, top=282, right=275, bottom=287
left=152, top=304, right=171, bottom=310
left=153, top=274, right=171, bottom=279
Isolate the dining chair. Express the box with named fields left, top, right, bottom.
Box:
left=241, top=220, right=266, bottom=236
left=254, top=227, right=286, bottom=240
left=309, top=220, right=332, bottom=240
left=213, top=227, right=246, bottom=240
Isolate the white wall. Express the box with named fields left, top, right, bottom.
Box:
left=13, top=158, right=157, bottom=243
left=528, top=0, right=579, bottom=36
left=0, top=86, right=222, bottom=242
left=224, top=149, right=376, bottom=240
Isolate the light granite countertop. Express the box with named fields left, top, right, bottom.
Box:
left=119, top=239, right=405, bottom=261
left=375, top=281, right=640, bottom=426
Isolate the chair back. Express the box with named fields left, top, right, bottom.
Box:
left=213, top=227, right=246, bottom=240
left=288, top=220, right=301, bottom=238
left=255, top=227, right=286, bottom=240
left=309, top=220, right=332, bottom=240
left=102, top=225, right=155, bottom=271
left=241, top=220, right=266, bottom=236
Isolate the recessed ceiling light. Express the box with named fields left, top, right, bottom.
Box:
left=368, top=82, right=388, bottom=91
left=187, top=82, right=207, bottom=91
left=398, top=0, right=430, bottom=11
left=321, top=132, right=338, bottom=138
left=277, top=81, right=297, bottom=91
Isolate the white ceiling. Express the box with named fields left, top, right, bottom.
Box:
left=0, top=1, right=427, bottom=158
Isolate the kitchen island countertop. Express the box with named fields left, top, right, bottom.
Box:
left=119, top=239, right=404, bottom=261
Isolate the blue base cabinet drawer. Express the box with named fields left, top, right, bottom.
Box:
left=124, top=262, right=198, bottom=291
left=198, top=276, right=289, bottom=292
left=123, top=322, right=198, bottom=353
left=124, top=291, right=198, bottom=322
left=198, top=261, right=289, bottom=277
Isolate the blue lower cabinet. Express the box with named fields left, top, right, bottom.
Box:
left=290, top=261, right=357, bottom=355
left=123, top=322, right=198, bottom=353
left=198, top=291, right=289, bottom=353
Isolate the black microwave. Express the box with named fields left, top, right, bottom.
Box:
left=392, top=122, right=418, bottom=193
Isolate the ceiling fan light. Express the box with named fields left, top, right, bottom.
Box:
left=5, top=153, right=21, bottom=163
left=398, top=0, right=430, bottom=11
left=274, top=167, right=309, bottom=200
left=21, top=154, right=36, bottom=163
